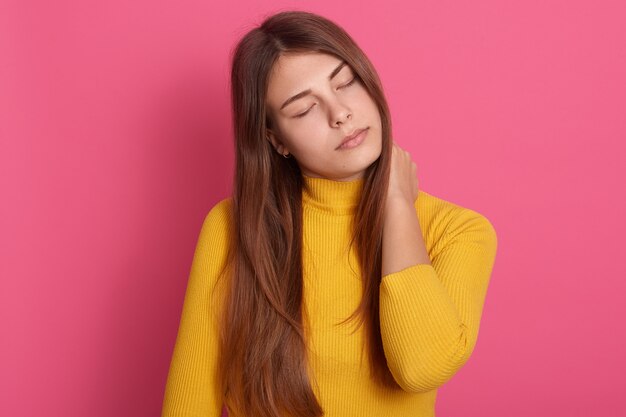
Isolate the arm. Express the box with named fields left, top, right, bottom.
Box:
left=379, top=201, right=498, bottom=393
left=161, top=201, right=230, bottom=416
left=382, top=197, right=432, bottom=275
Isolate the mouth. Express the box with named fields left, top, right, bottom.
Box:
left=336, top=127, right=369, bottom=150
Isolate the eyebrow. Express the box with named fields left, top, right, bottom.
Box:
left=279, top=60, right=348, bottom=111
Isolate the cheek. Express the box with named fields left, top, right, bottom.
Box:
left=302, top=138, right=336, bottom=163
left=353, top=91, right=377, bottom=115
left=363, top=94, right=379, bottom=113
left=283, top=130, right=326, bottom=155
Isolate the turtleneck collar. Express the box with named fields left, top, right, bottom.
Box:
left=301, top=174, right=364, bottom=215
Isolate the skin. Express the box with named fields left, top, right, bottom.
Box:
left=383, top=143, right=432, bottom=274
left=264, top=51, right=381, bottom=181
left=265, top=51, right=431, bottom=274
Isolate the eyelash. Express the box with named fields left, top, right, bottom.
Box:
left=294, top=77, right=358, bottom=118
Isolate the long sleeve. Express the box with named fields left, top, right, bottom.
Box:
left=161, top=200, right=231, bottom=416
left=379, top=207, right=498, bottom=393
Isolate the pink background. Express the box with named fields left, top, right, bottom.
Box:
left=1, top=1, right=624, bottom=416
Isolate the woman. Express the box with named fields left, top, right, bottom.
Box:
left=161, top=10, right=498, bottom=417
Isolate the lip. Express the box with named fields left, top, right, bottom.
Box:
left=336, top=127, right=369, bottom=150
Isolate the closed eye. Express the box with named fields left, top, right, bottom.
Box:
left=340, top=77, right=357, bottom=89
left=293, top=77, right=358, bottom=119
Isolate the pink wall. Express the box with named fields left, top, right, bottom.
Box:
left=1, top=1, right=624, bottom=416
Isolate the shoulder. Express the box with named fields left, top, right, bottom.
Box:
left=196, top=196, right=234, bottom=253
left=203, top=196, right=233, bottom=229
left=187, top=197, right=233, bottom=313
left=416, top=189, right=497, bottom=248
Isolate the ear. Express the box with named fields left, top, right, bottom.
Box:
left=265, top=129, right=290, bottom=155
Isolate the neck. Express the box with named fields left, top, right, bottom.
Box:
left=301, top=174, right=364, bottom=215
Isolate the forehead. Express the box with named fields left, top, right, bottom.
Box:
left=266, top=52, right=347, bottom=108
left=271, top=51, right=341, bottom=76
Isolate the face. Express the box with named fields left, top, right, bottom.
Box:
left=265, top=52, right=383, bottom=181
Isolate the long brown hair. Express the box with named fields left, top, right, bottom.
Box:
left=216, top=10, right=397, bottom=416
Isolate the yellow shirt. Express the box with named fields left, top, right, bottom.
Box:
left=161, top=174, right=498, bottom=416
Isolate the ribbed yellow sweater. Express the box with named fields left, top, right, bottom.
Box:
left=161, top=174, right=498, bottom=417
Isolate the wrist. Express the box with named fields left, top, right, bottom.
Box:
left=384, top=197, right=418, bottom=226
left=385, top=194, right=415, bottom=210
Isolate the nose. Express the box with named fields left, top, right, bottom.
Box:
left=329, top=100, right=352, bottom=127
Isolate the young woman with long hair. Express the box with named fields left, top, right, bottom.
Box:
left=161, top=10, right=498, bottom=417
